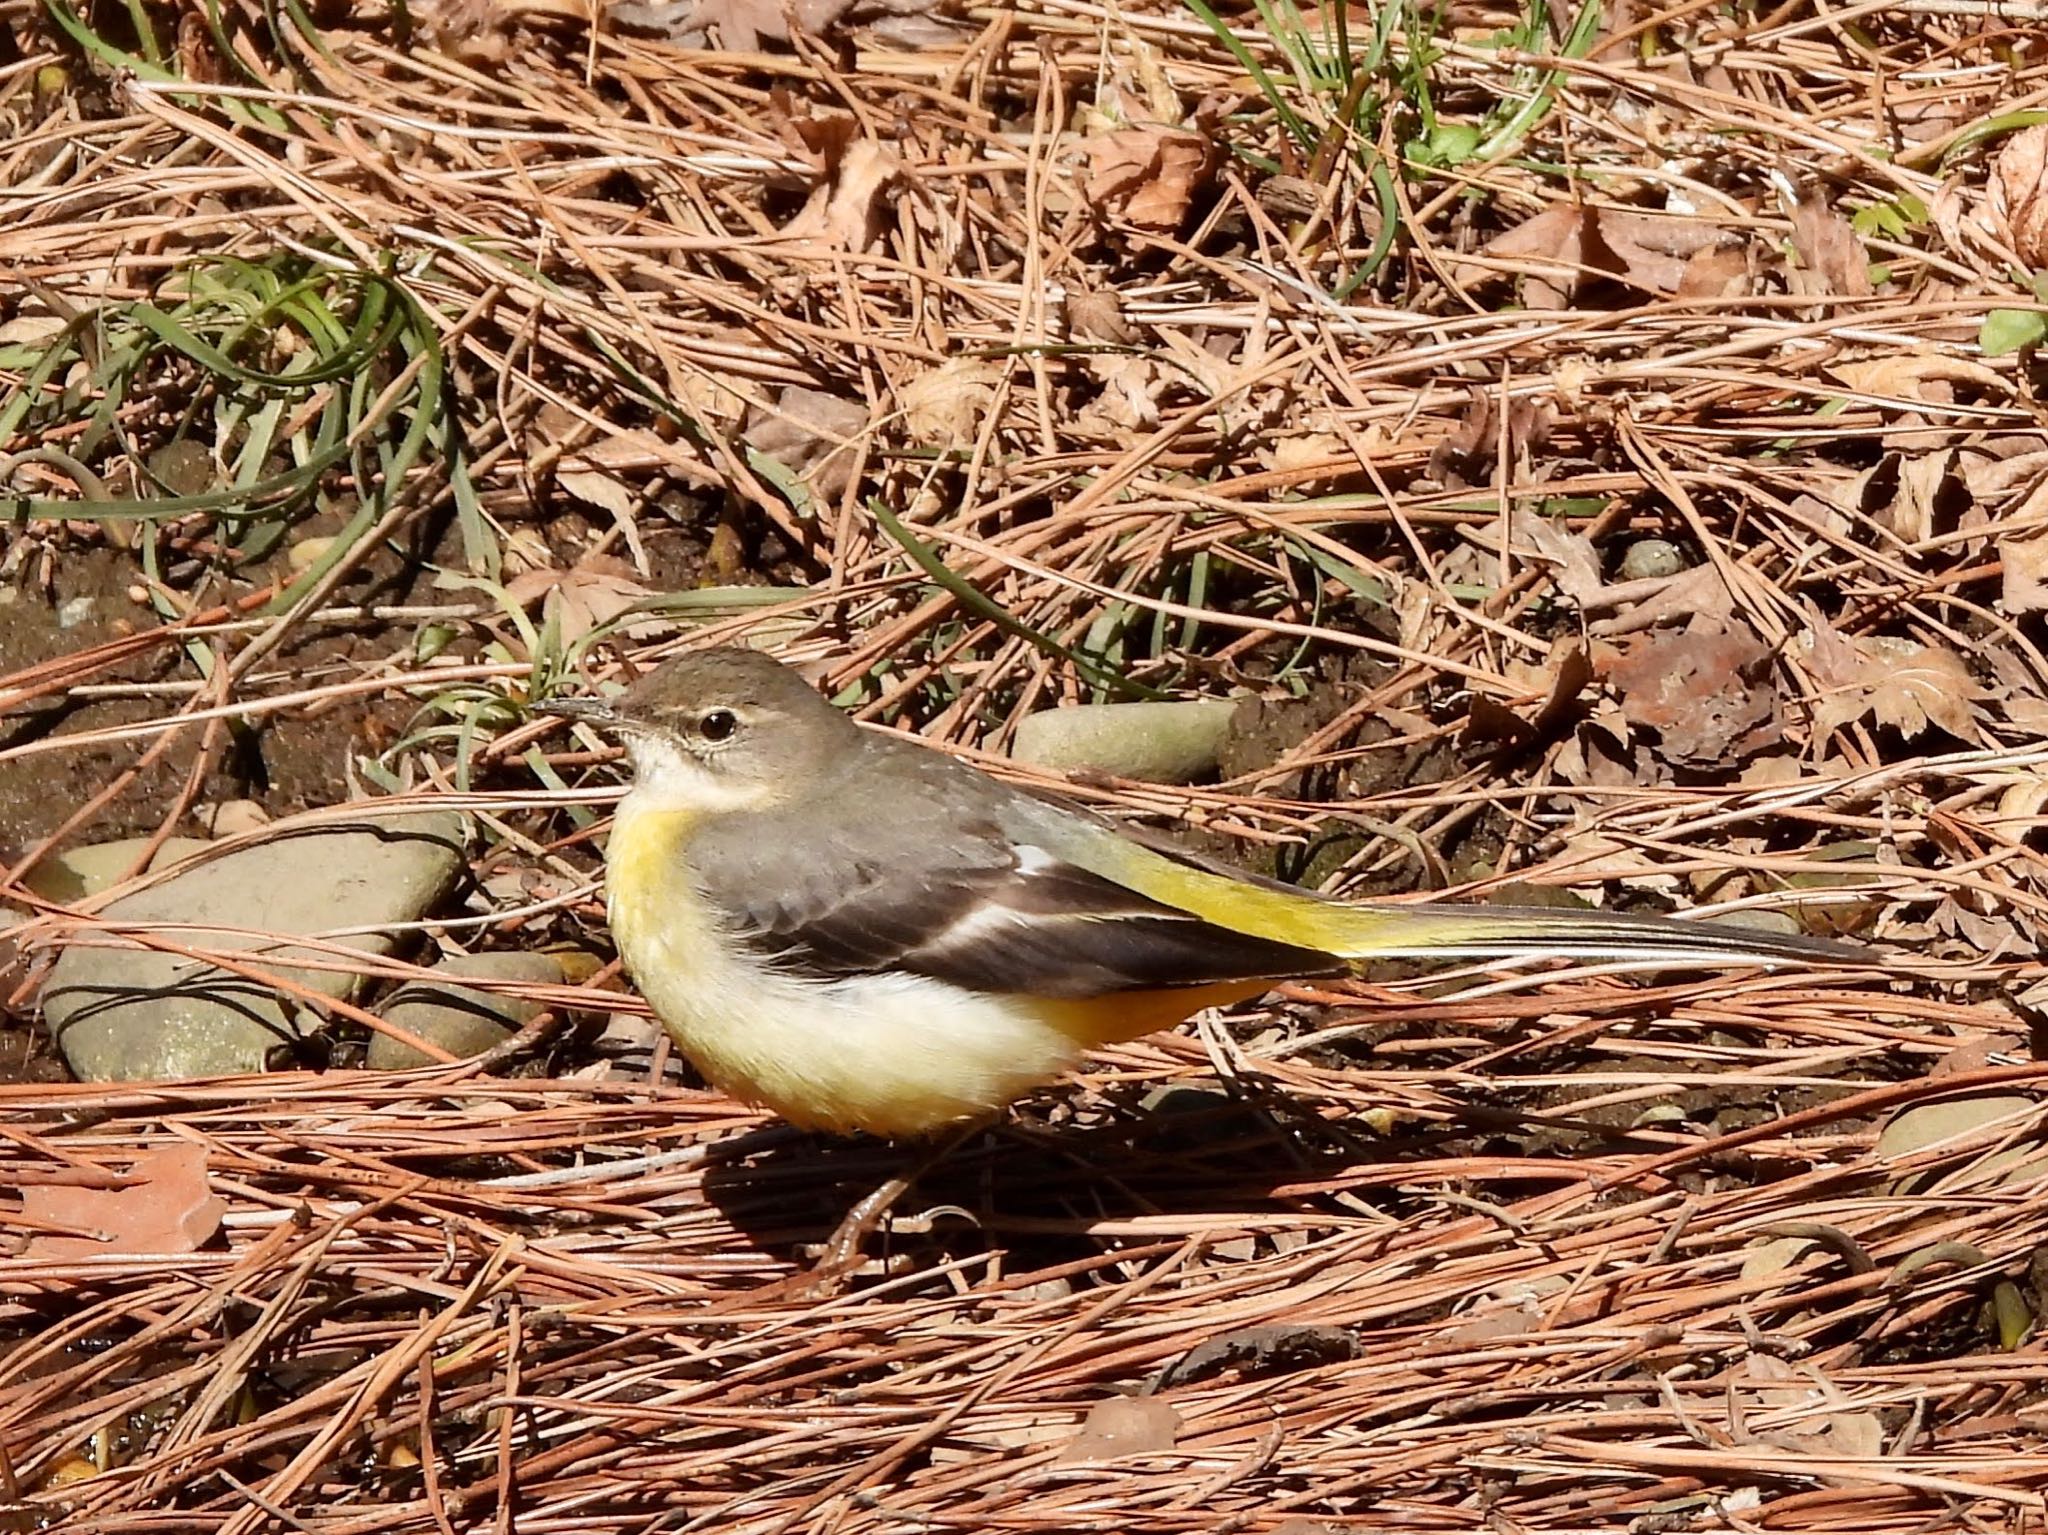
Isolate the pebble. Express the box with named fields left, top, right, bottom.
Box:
left=23, top=836, right=213, bottom=905
left=365, top=950, right=563, bottom=1069
left=56, top=596, right=95, bottom=629
left=201, top=799, right=272, bottom=838
left=42, top=810, right=469, bottom=1081
left=287, top=536, right=336, bottom=572
left=1011, top=699, right=1237, bottom=783
left=1618, top=538, right=1685, bottom=582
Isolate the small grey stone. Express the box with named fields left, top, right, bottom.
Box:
left=146, top=439, right=217, bottom=498
left=23, top=837, right=213, bottom=905
left=366, top=951, right=562, bottom=1070
left=43, top=810, right=469, bottom=1081
left=1618, top=538, right=1684, bottom=582
left=56, top=595, right=96, bottom=629
left=1011, top=699, right=1237, bottom=784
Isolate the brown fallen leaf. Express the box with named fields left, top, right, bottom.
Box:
left=504, top=554, right=658, bottom=646
left=1727, top=1357, right=1887, bottom=1460
left=1076, top=354, right=1164, bottom=434
left=1788, top=189, right=1873, bottom=297
left=680, top=0, right=849, bottom=50
left=24, top=1144, right=226, bottom=1259
left=1063, top=288, right=1134, bottom=345
left=1265, top=429, right=1351, bottom=480
left=1468, top=642, right=1591, bottom=749
left=1991, top=121, right=2048, bottom=268
left=1055, top=1397, right=1182, bottom=1465
left=1459, top=206, right=1737, bottom=306
left=1928, top=894, right=2024, bottom=957
left=1589, top=561, right=1739, bottom=638
left=1886, top=449, right=1962, bottom=544
left=1604, top=622, right=1783, bottom=766
left=1461, top=203, right=1601, bottom=308
left=1831, top=352, right=2008, bottom=407
left=1801, top=622, right=1984, bottom=744
left=2001, top=529, right=2048, bottom=615
left=1594, top=210, right=1735, bottom=293
left=1513, top=507, right=1599, bottom=606
left=1428, top=388, right=1553, bottom=488
left=1959, top=441, right=2048, bottom=502
left=1676, top=241, right=1753, bottom=299
left=784, top=138, right=900, bottom=253
left=1083, top=125, right=1213, bottom=233
left=895, top=358, right=1001, bottom=443
left=741, top=385, right=868, bottom=502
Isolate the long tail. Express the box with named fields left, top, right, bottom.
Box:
left=1074, top=829, right=1867, bottom=971
left=1305, top=900, right=1862, bottom=970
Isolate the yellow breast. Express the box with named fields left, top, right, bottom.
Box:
left=603, top=793, right=1103, bottom=1136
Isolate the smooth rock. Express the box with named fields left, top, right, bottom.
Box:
left=23, top=837, right=214, bottom=905
left=1619, top=538, right=1684, bottom=582
left=202, top=799, right=272, bottom=838
left=367, top=950, right=562, bottom=1069
left=43, top=810, right=468, bottom=1081
left=287, top=535, right=336, bottom=572
left=1011, top=699, right=1236, bottom=783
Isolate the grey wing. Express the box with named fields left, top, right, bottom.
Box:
left=685, top=756, right=1341, bottom=998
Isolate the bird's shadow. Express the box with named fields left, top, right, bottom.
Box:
left=697, top=1075, right=1685, bottom=1281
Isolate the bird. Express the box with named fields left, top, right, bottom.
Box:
left=537, top=646, right=1862, bottom=1148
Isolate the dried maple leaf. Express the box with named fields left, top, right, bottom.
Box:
left=24, top=1144, right=226, bottom=1259
left=1083, top=126, right=1213, bottom=233
left=1991, top=121, right=2048, bottom=268
left=1801, top=624, right=1984, bottom=744
left=1604, top=622, right=1783, bottom=766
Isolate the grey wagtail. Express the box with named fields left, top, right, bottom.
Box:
left=537, top=648, right=1859, bottom=1141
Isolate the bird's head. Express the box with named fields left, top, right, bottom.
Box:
left=536, top=647, right=857, bottom=812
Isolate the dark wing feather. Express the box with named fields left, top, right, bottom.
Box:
left=684, top=747, right=1340, bottom=997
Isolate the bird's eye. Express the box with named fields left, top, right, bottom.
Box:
left=698, top=708, right=739, bottom=742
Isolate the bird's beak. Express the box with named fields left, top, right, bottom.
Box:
left=533, top=694, right=622, bottom=727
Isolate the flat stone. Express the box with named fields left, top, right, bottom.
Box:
left=366, top=951, right=562, bottom=1070
left=43, top=811, right=469, bottom=1081
left=1011, top=699, right=1237, bottom=784
left=22, top=836, right=214, bottom=905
